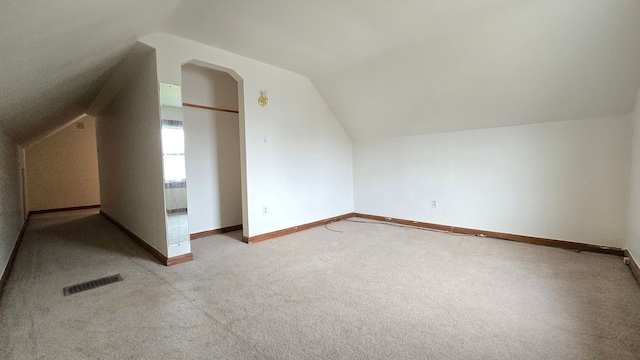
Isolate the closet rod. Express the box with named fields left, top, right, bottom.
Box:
left=183, top=102, right=239, bottom=114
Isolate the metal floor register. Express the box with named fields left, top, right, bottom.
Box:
left=63, top=274, right=123, bottom=296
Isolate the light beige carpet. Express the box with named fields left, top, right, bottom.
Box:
left=1, top=209, right=639, bottom=359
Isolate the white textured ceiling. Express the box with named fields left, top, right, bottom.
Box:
left=2, top=0, right=640, bottom=144
left=0, top=0, right=182, bottom=146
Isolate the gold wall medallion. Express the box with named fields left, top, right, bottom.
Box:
left=258, top=90, right=268, bottom=107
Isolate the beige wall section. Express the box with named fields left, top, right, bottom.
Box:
left=183, top=108, right=242, bottom=233
left=182, top=63, right=239, bottom=111
left=24, top=116, right=100, bottom=212
left=182, top=64, right=242, bottom=234
left=0, top=131, right=24, bottom=281
left=627, top=89, right=640, bottom=262
left=96, top=49, right=169, bottom=257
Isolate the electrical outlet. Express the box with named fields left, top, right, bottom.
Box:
left=262, top=206, right=268, bottom=215
left=431, top=200, right=438, bottom=208
left=623, top=257, right=630, bottom=265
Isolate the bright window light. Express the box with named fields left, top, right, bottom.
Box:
left=162, top=127, right=186, bottom=182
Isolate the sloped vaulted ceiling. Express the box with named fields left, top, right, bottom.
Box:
left=0, top=0, right=182, bottom=146
left=166, top=0, right=640, bottom=139
left=1, top=0, right=640, bottom=145
left=314, top=1, right=640, bottom=138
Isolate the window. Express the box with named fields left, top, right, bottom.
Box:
left=162, top=126, right=186, bottom=183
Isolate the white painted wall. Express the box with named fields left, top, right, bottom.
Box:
left=184, top=108, right=242, bottom=233
left=355, top=116, right=632, bottom=248
left=182, top=64, right=242, bottom=234
left=25, top=116, right=100, bottom=212
left=140, top=33, right=354, bottom=237
left=0, top=131, right=24, bottom=281
left=627, top=90, right=640, bottom=261
left=96, top=51, right=169, bottom=256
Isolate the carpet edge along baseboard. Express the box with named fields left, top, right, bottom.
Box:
left=191, top=224, right=243, bottom=240
left=100, top=210, right=193, bottom=266
left=354, top=213, right=624, bottom=257
left=241, top=212, right=624, bottom=257
left=242, top=213, right=355, bottom=243
left=0, top=216, right=29, bottom=300
left=29, top=204, right=101, bottom=215
left=625, top=250, right=640, bottom=284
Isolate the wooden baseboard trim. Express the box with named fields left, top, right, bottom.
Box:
left=167, top=253, right=194, bottom=266
left=243, top=213, right=355, bottom=244
left=625, top=250, right=640, bottom=285
left=191, top=224, right=243, bottom=240
left=29, top=204, right=101, bottom=215
left=183, top=102, right=239, bottom=114
left=0, top=215, right=30, bottom=300
left=100, top=210, right=170, bottom=266
left=354, top=213, right=625, bottom=257
left=167, top=208, right=187, bottom=214
left=100, top=211, right=193, bottom=266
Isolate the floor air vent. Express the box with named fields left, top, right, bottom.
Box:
left=63, top=274, right=123, bottom=296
